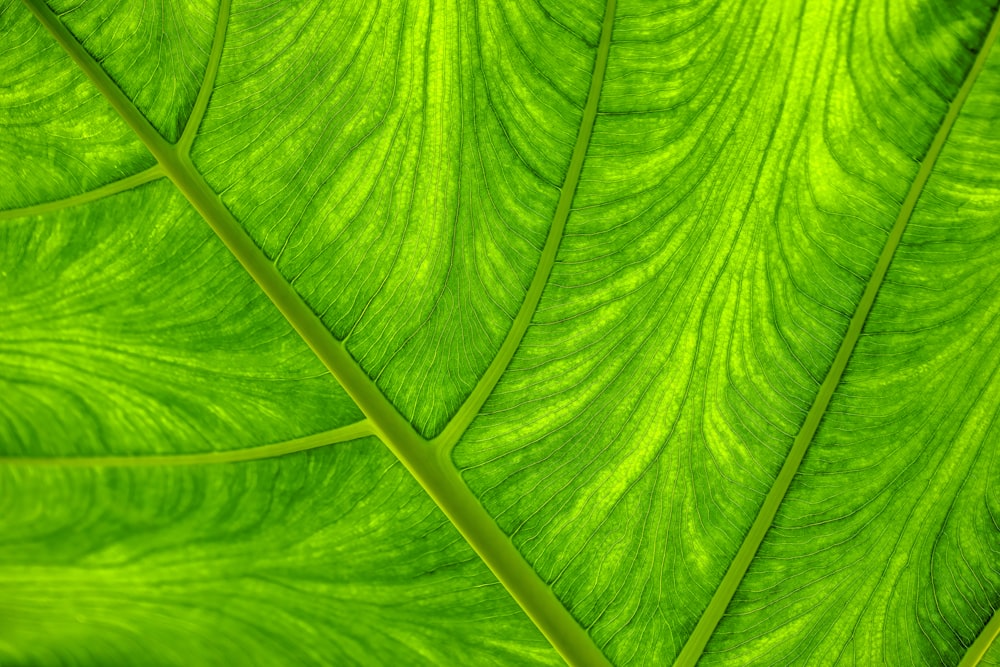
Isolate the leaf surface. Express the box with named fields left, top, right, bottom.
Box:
left=0, top=442, right=562, bottom=665
left=1, top=0, right=999, bottom=665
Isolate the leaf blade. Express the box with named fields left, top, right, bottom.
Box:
left=704, top=39, right=1000, bottom=664
left=677, top=8, right=1000, bottom=664
left=0, top=442, right=563, bottom=666
left=4, top=0, right=1000, bottom=664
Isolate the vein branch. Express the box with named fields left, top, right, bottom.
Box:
left=20, top=0, right=422, bottom=450
left=674, top=9, right=1000, bottom=665
left=0, top=164, right=163, bottom=221
left=433, top=0, right=617, bottom=454
left=0, top=421, right=373, bottom=468
left=177, top=0, right=230, bottom=155
left=23, top=2, right=613, bottom=664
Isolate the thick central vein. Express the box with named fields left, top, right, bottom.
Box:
left=674, top=10, right=1000, bottom=666
left=21, top=1, right=614, bottom=664
left=961, top=606, right=1000, bottom=667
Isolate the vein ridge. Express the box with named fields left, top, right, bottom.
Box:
left=674, top=9, right=1000, bottom=665
left=0, top=421, right=373, bottom=468
left=434, top=0, right=618, bottom=453
left=0, top=165, right=163, bottom=221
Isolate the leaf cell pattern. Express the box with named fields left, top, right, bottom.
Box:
left=1, top=0, right=999, bottom=665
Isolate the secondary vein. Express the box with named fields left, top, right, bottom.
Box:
left=433, top=0, right=617, bottom=453
left=0, top=421, right=373, bottom=467
left=0, top=164, right=163, bottom=221
left=674, top=9, right=1000, bottom=665
left=177, top=0, right=230, bottom=155
left=23, top=2, right=613, bottom=664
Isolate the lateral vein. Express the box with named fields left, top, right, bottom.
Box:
left=433, top=0, right=617, bottom=453
left=0, top=165, right=163, bottom=221
left=23, top=2, right=614, bottom=664
left=177, top=0, right=230, bottom=155
left=0, top=421, right=373, bottom=468
left=674, top=9, right=1000, bottom=665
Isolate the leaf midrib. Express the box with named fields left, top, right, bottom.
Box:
left=17, top=1, right=1000, bottom=664
left=19, top=0, right=615, bottom=664
left=674, top=8, right=1000, bottom=666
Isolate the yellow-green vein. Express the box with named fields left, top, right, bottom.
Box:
left=0, top=421, right=373, bottom=467
left=674, top=8, right=1000, bottom=665
left=0, top=165, right=163, bottom=221
left=22, top=1, right=613, bottom=663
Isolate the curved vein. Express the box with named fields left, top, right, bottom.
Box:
left=0, top=165, right=163, bottom=221
left=433, top=0, right=617, bottom=453
left=177, top=0, right=230, bottom=155
left=22, top=2, right=612, bottom=663
left=0, top=421, right=372, bottom=467
left=21, top=0, right=173, bottom=156
left=674, top=9, right=1000, bottom=666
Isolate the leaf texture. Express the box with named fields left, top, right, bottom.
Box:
left=188, top=0, right=603, bottom=437
left=0, top=441, right=561, bottom=665
left=1, top=0, right=999, bottom=664
left=0, top=181, right=362, bottom=457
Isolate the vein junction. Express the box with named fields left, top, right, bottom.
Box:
left=0, top=165, right=163, bottom=221
left=18, top=0, right=616, bottom=664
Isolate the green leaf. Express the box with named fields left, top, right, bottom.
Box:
left=0, top=441, right=562, bottom=665
left=2, top=0, right=999, bottom=665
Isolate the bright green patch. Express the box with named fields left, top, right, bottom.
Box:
left=2, top=0, right=999, bottom=665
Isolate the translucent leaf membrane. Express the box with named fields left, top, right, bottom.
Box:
left=453, top=0, right=996, bottom=662
left=0, top=442, right=562, bottom=666
left=0, top=0, right=153, bottom=209
left=5, top=0, right=1000, bottom=663
left=46, top=0, right=220, bottom=142
left=0, top=181, right=361, bottom=457
left=985, top=639, right=1000, bottom=666
left=190, top=0, right=605, bottom=436
left=704, top=45, right=1000, bottom=666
